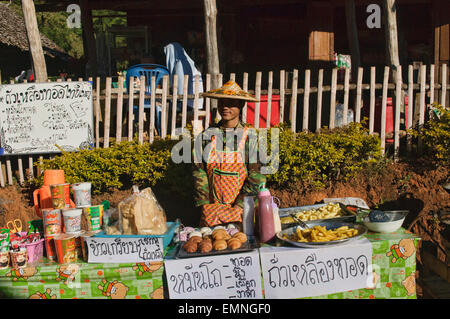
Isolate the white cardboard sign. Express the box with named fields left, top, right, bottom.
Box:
left=85, top=237, right=164, bottom=263
left=0, top=81, right=94, bottom=155
left=165, top=251, right=263, bottom=299
left=259, top=238, right=373, bottom=299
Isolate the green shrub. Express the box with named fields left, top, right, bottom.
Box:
left=410, top=103, right=450, bottom=164
left=266, top=122, right=382, bottom=188
left=34, top=122, right=382, bottom=194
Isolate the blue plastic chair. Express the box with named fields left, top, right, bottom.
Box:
left=125, top=64, right=169, bottom=135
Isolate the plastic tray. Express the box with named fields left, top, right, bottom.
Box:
left=93, top=221, right=179, bottom=249
left=279, top=203, right=356, bottom=229
left=176, top=237, right=259, bottom=259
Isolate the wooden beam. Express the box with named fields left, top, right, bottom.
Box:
left=21, top=0, right=47, bottom=82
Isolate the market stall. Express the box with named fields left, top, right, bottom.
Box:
left=0, top=169, right=421, bottom=299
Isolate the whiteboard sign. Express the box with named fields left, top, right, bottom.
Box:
left=165, top=251, right=263, bottom=299
left=0, top=81, right=94, bottom=155
left=85, top=237, right=164, bottom=263
left=259, top=238, right=373, bottom=299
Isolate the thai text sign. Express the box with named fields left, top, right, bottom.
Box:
left=165, top=251, right=263, bottom=299
left=259, top=238, right=373, bottom=298
left=0, top=81, right=94, bottom=155
left=85, top=237, right=164, bottom=263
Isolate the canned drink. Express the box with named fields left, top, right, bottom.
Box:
left=50, top=183, right=71, bottom=209
left=82, top=205, right=104, bottom=231
left=44, top=236, right=57, bottom=261
left=42, top=208, right=62, bottom=236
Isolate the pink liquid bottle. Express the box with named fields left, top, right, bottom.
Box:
left=258, top=183, right=276, bottom=243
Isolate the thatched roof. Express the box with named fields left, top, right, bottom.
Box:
left=0, top=3, right=69, bottom=59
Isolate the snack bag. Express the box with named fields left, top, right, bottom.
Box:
left=117, top=187, right=167, bottom=235
left=0, top=229, right=10, bottom=253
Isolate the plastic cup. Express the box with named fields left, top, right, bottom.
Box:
left=10, top=248, right=27, bottom=269
left=50, top=183, right=71, bottom=209
left=62, top=209, right=83, bottom=234
left=0, top=251, right=10, bottom=269
left=44, top=236, right=57, bottom=261
left=72, top=182, right=92, bottom=207
left=54, top=233, right=77, bottom=264
left=42, top=208, right=62, bottom=236
left=82, top=205, right=103, bottom=231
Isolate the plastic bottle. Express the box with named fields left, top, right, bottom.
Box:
left=243, top=196, right=255, bottom=236
left=272, top=197, right=282, bottom=234
left=257, top=183, right=275, bottom=243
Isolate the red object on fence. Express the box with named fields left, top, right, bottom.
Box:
left=246, top=95, right=280, bottom=127
left=374, top=96, right=408, bottom=143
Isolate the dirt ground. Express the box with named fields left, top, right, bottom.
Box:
left=0, top=160, right=448, bottom=298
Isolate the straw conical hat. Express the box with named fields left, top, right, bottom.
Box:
left=201, top=80, right=259, bottom=102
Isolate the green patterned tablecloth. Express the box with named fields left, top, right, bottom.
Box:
left=302, top=228, right=421, bottom=299
left=0, top=259, right=165, bottom=299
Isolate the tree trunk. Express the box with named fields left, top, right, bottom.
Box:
left=383, top=0, right=400, bottom=83
left=21, top=0, right=47, bottom=82
left=203, top=0, right=220, bottom=89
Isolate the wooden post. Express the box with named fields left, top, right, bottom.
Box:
left=266, top=71, right=273, bottom=129
left=279, top=70, right=286, bottom=123
left=345, top=0, right=361, bottom=79
left=104, top=77, right=112, bottom=148
left=290, top=69, right=299, bottom=132
left=149, top=76, right=156, bottom=144
left=161, top=75, right=169, bottom=139
left=441, top=64, right=447, bottom=106
left=181, top=75, right=189, bottom=129
left=242, top=72, right=249, bottom=123
left=369, top=66, right=376, bottom=134
left=407, top=65, right=414, bottom=154
left=254, top=72, right=262, bottom=129
left=381, top=66, right=390, bottom=155
left=302, top=69, right=311, bottom=131
left=316, top=69, right=324, bottom=132
left=95, top=77, right=100, bottom=147
left=138, top=75, right=145, bottom=144
left=394, top=65, right=402, bottom=159
left=171, top=74, right=178, bottom=137
left=343, top=67, right=350, bottom=125
left=203, top=0, right=220, bottom=90
left=329, top=68, right=337, bottom=129
left=193, top=75, right=201, bottom=135
left=128, top=76, right=135, bottom=142
left=355, top=67, right=363, bottom=122
left=21, top=0, right=47, bottom=82
left=430, top=64, right=435, bottom=107
left=418, top=64, right=427, bottom=154
left=383, top=0, right=401, bottom=83
left=116, top=75, right=123, bottom=143
left=205, top=74, right=211, bottom=129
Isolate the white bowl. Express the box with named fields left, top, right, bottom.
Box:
left=362, top=211, right=408, bottom=233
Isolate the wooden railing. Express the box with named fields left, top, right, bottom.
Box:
left=0, top=63, right=448, bottom=187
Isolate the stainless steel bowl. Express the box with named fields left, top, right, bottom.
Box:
left=276, top=220, right=367, bottom=248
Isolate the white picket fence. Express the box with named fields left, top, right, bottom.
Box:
left=0, top=63, right=448, bottom=187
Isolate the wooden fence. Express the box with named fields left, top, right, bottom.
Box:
left=0, top=63, right=448, bottom=187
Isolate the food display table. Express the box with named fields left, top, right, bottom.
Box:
left=0, top=228, right=420, bottom=299
left=0, top=258, right=165, bottom=299
left=270, top=228, right=421, bottom=299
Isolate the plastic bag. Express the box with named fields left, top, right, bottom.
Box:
left=335, top=103, right=354, bottom=128
left=117, top=187, right=167, bottom=235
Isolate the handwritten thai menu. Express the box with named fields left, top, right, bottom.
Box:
left=164, top=251, right=263, bottom=299
left=259, top=238, right=373, bottom=299
left=0, top=82, right=93, bottom=155
left=85, top=237, right=164, bottom=263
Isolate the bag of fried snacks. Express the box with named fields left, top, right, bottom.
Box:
left=116, top=187, right=167, bottom=235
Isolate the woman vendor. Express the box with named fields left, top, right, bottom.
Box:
left=192, top=80, right=266, bottom=227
